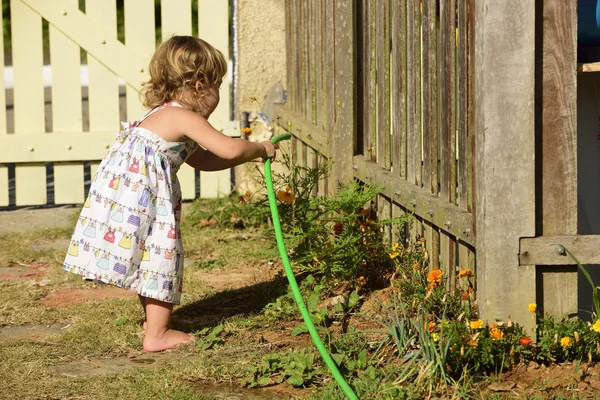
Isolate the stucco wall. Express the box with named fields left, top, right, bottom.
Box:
left=234, top=0, right=287, bottom=194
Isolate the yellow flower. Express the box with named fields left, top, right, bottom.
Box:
left=431, top=333, right=439, bottom=342
left=490, top=328, right=503, bottom=341
left=412, top=263, right=421, bottom=272
left=528, top=303, right=537, bottom=313
left=467, top=339, right=479, bottom=347
left=560, top=337, right=572, bottom=348
left=389, top=252, right=399, bottom=259
left=470, top=319, right=483, bottom=330
left=240, top=127, right=252, bottom=134
left=392, top=242, right=401, bottom=251
left=458, top=269, right=474, bottom=278
left=593, top=319, right=600, bottom=333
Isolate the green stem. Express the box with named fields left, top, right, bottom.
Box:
left=265, top=133, right=359, bottom=400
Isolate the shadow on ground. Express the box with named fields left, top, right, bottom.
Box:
left=173, top=275, right=288, bottom=331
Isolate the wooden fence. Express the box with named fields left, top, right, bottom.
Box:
left=0, top=0, right=234, bottom=208
left=277, top=0, right=476, bottom=291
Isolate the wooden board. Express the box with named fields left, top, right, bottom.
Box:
left=390, top=1, right=407, bottom=178
left=200, top=170, right=230, bottom=199
left=54, top=162, right=84, bottom=204
left=440, top=0, right=456, bottom=204
left=520, top=235, right=600, bottom=266
left=376, top=0, right=390, bottom=168
left=11, top=0, right=46, bottom=205
left=125, top=0, right=155, bottom=122
left=161, top=0, right=192, bottom=38
left=457, top=0, right=468, bottom=210
left=0, top=1, right=7, bottom=205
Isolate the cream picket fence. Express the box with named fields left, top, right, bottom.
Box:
left=0, top=0, right=235, bottom=207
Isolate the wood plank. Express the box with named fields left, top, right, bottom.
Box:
left=200, top=0, right=230, bottom=132
left=391, top=202, right=408, bottom=245
left=354, top=154, right=474, bottom=246
left=294, top=0, right=302, bottom=113
left=307, top=0, right=315, bottom=124
left=440, top=0, right=456, bottom=203
left=368, top=0, right=377, bottom=161
left=286, top=0, right=296, bottom=112
left=11, top=0, right=46, bottom=205
left=457, top=0, right=468, bottom=210
left=406, top=0, right=416, bottom=185
left=376, top=0, right=390, bottom=168
left=360, top=0, right=371, bottom=157
left=125, top=0, right=155, bottom=121
left=161, top=0, right=192, bottom=38
left=314, top=0, right=323, bottom=129
left=307, top=148, right=317, bottom=196
left=332, top=0, right=355, bottom=186
left=179, top=164, right=196, bottom=200
left=23, top=0, right=148, bottom=90
left=378, top=195, right=392, bottom=244
left=86, top=0, right=119, bottom=133
left=299, top=0, right=307, bottom=118
left=474, top=0, right=536, bottom=330
left=324, top=1, right=335, bottom=135
left=414, top=0, right=422, bottom=187
left=519, top=235, right=600, bottom=266
left=467, top=0, right=475, bottom=214
left=391, top=1, right=407, bottom=178
left=54, top=162, right=84, bottom=204
left=50, top=0, right=84, bottom=204
left=440, top=232, right=456, bottom=293
left=422, top=0, right=438, bottom=195
left=539, top=0, right=578, bottom=319
left=274, top=105, right=329, bottom=157
left=0, top=1, right=7, bottom=205
left=200, top=170, right=230, bottom=199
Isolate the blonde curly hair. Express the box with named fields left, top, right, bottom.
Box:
left=140, top=36, right=227, bottom=113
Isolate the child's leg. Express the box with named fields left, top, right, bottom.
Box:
left=142, top=297, right=196, bottom=352
left=138, top=294, right=148, bottom=329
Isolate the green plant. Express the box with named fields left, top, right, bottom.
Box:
left=195, top=324, right=227, bottom=350
left=244, top=348, right=326, bottom=388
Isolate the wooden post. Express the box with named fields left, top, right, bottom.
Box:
left=474, top=0, right=536, bottom=332
left=538, top=0, right=578, bottom=318
left=332, top=0, right=355, bottom=186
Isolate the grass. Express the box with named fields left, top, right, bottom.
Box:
left=0, top=199, right=296, bottom=400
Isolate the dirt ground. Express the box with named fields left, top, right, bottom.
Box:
left=2, top=206, right=600, bottom=399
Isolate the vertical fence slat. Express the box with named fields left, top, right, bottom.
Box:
left=391, top=1, right=406, bottom=178
left=376, top=0, right=390, bottom=168
left=12, top=0, right=46, bottom=205
left=406, top=0, right=416, bottom=185
left=286, top=1, right=296, bottom=112
left=86, top=0, right=119, bottom=133
left=368, top=0, right=377, bottom=161
left=324, top=1, right=335, bottom=140
left=314, top=0, right=323, bottom=130
left=440, top=0, right=456, bottom=204
left=457, top=0, right=468, bottom=210
left=361, top=0, right=371, bottom=157
left=199, top=0, right=231, bottom=198
left=308, top=0, right=316, bottom=124
left=0, top=0, right=7, bottom=206
left=414, top=0, right=422, bottom=188
left=125, top=0, right=154, bottom=122
left=51, top=0, right=84, bottom=204
left=294, top=0, right=302, bottom=113
left=161, top=0, right=195, bottom=199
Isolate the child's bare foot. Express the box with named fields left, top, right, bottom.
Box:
left=143, top=329, right=196, bottom=352
left=142, top=321, right=147, bottom=331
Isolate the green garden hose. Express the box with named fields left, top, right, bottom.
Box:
left=265, top=133, right=359, bottom=400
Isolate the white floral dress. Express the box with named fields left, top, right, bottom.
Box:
left=63, top=102, right=198, bottom=304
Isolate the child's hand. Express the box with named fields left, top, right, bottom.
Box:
left=259, top=141, right=277, bottom=162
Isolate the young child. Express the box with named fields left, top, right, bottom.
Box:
left=63, top=36, right=276, bottom=352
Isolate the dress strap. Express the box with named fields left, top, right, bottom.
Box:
left=135, top=101, right=184, bottom=127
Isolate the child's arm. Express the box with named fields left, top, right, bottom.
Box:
left=185, top=142, right=273, bottom=171
left=172, top=107, right=275, bottom=166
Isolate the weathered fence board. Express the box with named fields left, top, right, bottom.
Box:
left=391, top=1, right=406, bottom=179
left=376, top=0, right=390, bottom=168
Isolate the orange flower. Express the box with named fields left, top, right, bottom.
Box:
left=490, top=328, right=503, bottom=341
left=245, top=191, right=252, bottom=199
left=467, top=339, right=479, bottom=347
left=519, top=337, right=533, bottom=347
left=428, top=321, right=436, bottom=333
left=240, top=127, right=252, bottom=134
left=470, top=319, right=483, bottom=330
left=427, top=282, right=438, bottom=291
left=276, top=185, right=296, bottom=205
left=419, top=237, right=426, bottom=244
left=461, top=291, right=470, bottom=301
left=389, top=252, right=400, bottom=259
left=560, top=337, right=572, bottom=348
left=412, top=263, right=421, bottom=272
left=458, top=269, right=474, bottom=278
left=427, top=269, right=443, bottom=284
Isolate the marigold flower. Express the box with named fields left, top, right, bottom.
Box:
left=392, top=242, right=401, bottom=251
left=490, top=328, right=503, bottom=341
left=467, top=339, right=479, bottom=347
left=470, top=319, right=483, bottom=330
left=428, top=321, right=436, bottom=332
left=427, top=282, right=438, bottom=292
left=560, top=337, right=572, bottom=348
left=519, top=337, right=533, bottom=347
left=458, top=269, right=474, bottom=278
left=419, top=237, right=426, bottom=243
left=412, top=263, right=421, bottom=272
left=427, top=269, right=443, bottom=284
left=431, top=333, right=439, bottom=342
left=389, top=252, right=400, bottom=259
left=489, top=322, right=497, bottom=329
left=528, top=303, right=537, bottom=313
left=461, top=291, right=470, bottom=301
left=245, top=191, right=252, bottom=199
left=276, top=185, right=296, bottom=205
left=240, top=127, right=252, bottom=134
left=593, top=319, right=600, bottom=333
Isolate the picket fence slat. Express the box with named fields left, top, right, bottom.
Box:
left=51, top=0, right=84, bottom=204
left=125, top=0, right=154, bottom=122
left=0, top=0, right=7, bottom=206
left=376, top=0, right=390, bottom=168
left=391, top=0, right=406, bottom=179
left=12, top=0, right=46, bottom=205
